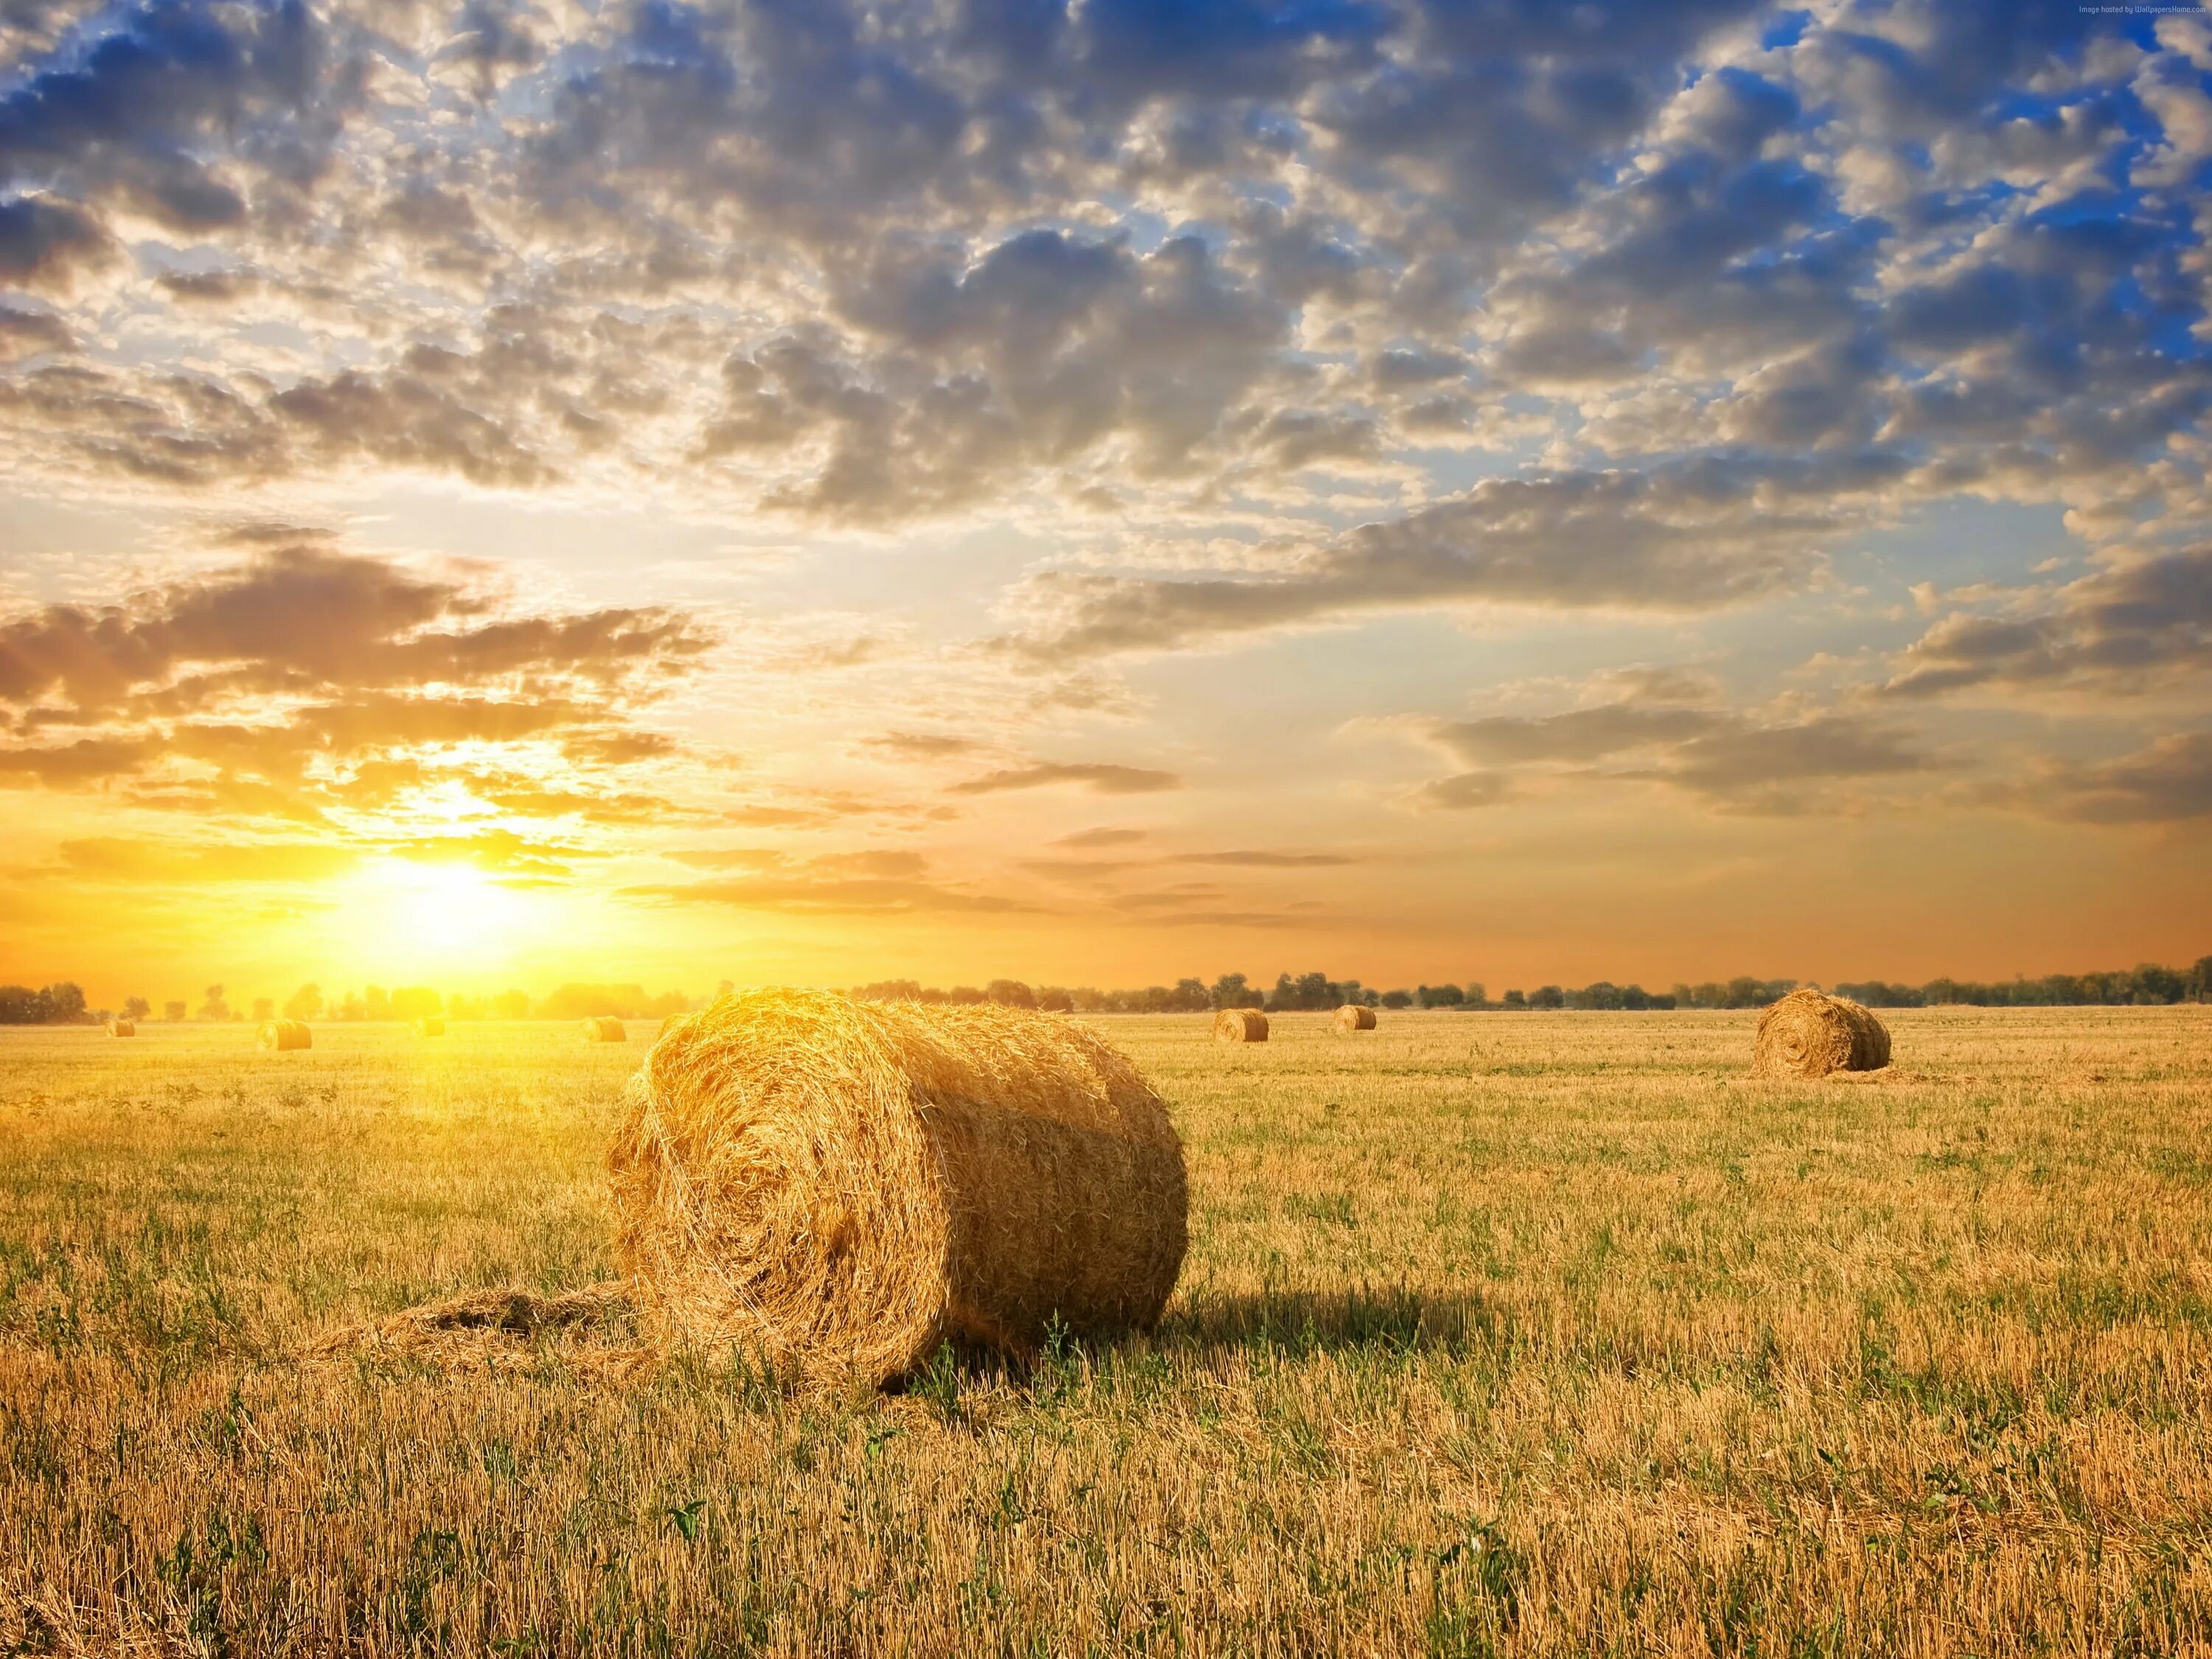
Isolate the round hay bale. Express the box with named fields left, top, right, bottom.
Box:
left=658, top=1012, right=687, bottom=1039
left=1214, top=1008, right=1269, bottom=1043
left=1333, top=1004, right=1377, bottom=1033
left=582, top=1016, right=627, bottom=1043
left=606, top=987, right=1188, bottom=1386
left=105, top=1018, right=136, bottom=1037
left=1753, top=988, right=1890, bottom=1079
left=414, top=1016, right=446, bottom=1037
left=259, top=1019, right=311, bottom=1051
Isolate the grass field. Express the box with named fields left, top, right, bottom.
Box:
left=4, top=1008, right=2211, bottom=1656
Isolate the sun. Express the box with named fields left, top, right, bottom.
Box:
left=336, top=858, right=532, bottom=972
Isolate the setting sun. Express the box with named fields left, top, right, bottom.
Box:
left=330, top=859, right=540, bottom=978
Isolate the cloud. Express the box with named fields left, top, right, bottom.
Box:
left=1411, top=678, right=1934, bottom=814
left=52, top=836, right=358, bottom=883
left=995, top=456, right=1902, bottom=661
left=627, top=842, right=1041, bottom=915
left=1880, top=548, right=2212, bottom=699
left=2020, top=731, right=2212, bottom=823
left=1053, top=826, right=1148, bottom=848
left=0, top=540, right=714, bottom=830
left=949, top=760, right=1183, bottom=796
left=863, top=730, right=982, bottom=761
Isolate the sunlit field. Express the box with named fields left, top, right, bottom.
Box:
left=4, top=1009, right=2211, bottom=1656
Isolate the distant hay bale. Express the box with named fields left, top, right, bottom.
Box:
left=1753, top=989, right=1890, bottom=1079
left=582, top=1017, right=627, bottom=1043
left=1333, top=1004, right=1377, bottom=1033
left=260, top=1019, right=311, bottom=1051
left=606, top=987, right=1188, bottom=1387
left=105, top=1018, right=135, bottom=1037
left=1214, top=1008, right=1269, bottom=1043
left=414, top=1017, right=446, bottom=1037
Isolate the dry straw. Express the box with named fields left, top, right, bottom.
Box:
left=1214, top=1008, right=1270, bottom=1043
left=606, top=987, right=1189, bottom=1387
left=414, top=1017, right=446, bottom=1037
left=1334, top=1004, right=1377, bottom=1033
left=105, top=1018, right=135, bottom=1037
left=582, top=1017, right=627, bottom=1043
left=259, top=1019, right=311, bottom=1051
left=1753, top=988, right=1891, bottom=1078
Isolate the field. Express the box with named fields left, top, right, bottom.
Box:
left=4, top=1009, right=2211, bottom=1656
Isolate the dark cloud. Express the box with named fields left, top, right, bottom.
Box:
left=1054, top=825, right=1147, bottom=847
left=0, top=194, right=111, bottom=288
left=948, top=760, right=1183, bottom=795
left=863, top=730, right=982, bottom=761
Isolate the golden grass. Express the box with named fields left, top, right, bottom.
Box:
left=608, top=990, right=1187, bottom=1386
left=3, top=1008, right=2211, bottom=1655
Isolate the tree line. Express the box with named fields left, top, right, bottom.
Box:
left=4, top=957, right=2209, bottom=1026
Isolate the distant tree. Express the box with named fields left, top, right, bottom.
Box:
left=1168, top=978, right=1210, bottom=1012
left=446, top=993, right=485, bottom=1020
left=1417, top=984, right=1464, bottom=1009
left=389, top=987, right=442, bottom=1021
left=283, top=984, right=324, bottom=1021
left=493, top=988, right=530, bottom=1020
left=122, top=996, right=150, bottom=1022
left=947, top=986, right=986, bottom=1005
left=251, top=998, right=274, bottom=1023
left=0, top=985, right=87, bottom=1023
left=1036, top=987, right=1074, bottom=1013
left=364, top=985, right=391, bottom=1021
left=1381, top=988, right=1413, bottom=1009
left=1464, top=983, right=1487, bottom=1008
left=164, top=1000, right=187, bottom=1023
left=1502, top=990, right=1526, bottom=1008
left=984, top=979, right=1037, bottom=1009
left=853, top=980, right=925, bottom=1002
left=2193, top=956, right=2212, bottom=1003
left=716, top=980, right=735, bottom=1000
left=336, top=992, right=365, bottom=1020
left=0, top=987, right=36, bottom=1023
left=197, top=984, right=231, bottom=1021
left=1208, top=973, right=1264, bottom=1009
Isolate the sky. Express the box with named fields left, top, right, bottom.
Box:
left=0, top=0, right=2208, bottom=1008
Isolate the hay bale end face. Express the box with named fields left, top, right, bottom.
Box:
left=414, top=1017, right=446, bottom=1037
left=105, top=1018, right=135, bottom=1037
left=607, top=987, right=1189, bottom=1387
left=1333, top=1004, right=1377, bottom=1033
left=1753, top=988, right=1890, bottom=1079
left=582, top=1016, right=627, bottom=1043
left=1214, top=1008, right=1269, bottom=1043
left=260, top=1019, right=311, bottom=1051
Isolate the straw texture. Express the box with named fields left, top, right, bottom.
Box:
left=606, top=987, right=1189, bottom=1386
left=1334, top=1004, right=1377, bottom=1032
left=259, top=1019, right=311, bottom=1051
left=1214, top=1008, right=1270, bottom=1043
left=1753, top=989, right=1891, bottom=1078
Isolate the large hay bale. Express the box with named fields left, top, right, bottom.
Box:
left=260, top=1019, right=311, bottom=1051
left=1214, top=1008, right=1269, bottom=1043
left=414, top=1016, right=446, bottom=1037
left=105, top=1018, right=135, bottom=1037
left=1753, top=988, right=1890, bottom=1078
left=1333, top=1004, right=1377, bottom=1033
left=658, top=1012, right=687, bottom=1038
left=582, top=1016, right=627, bottom=1043
left=607, top=987, right=1188, bottom=1386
